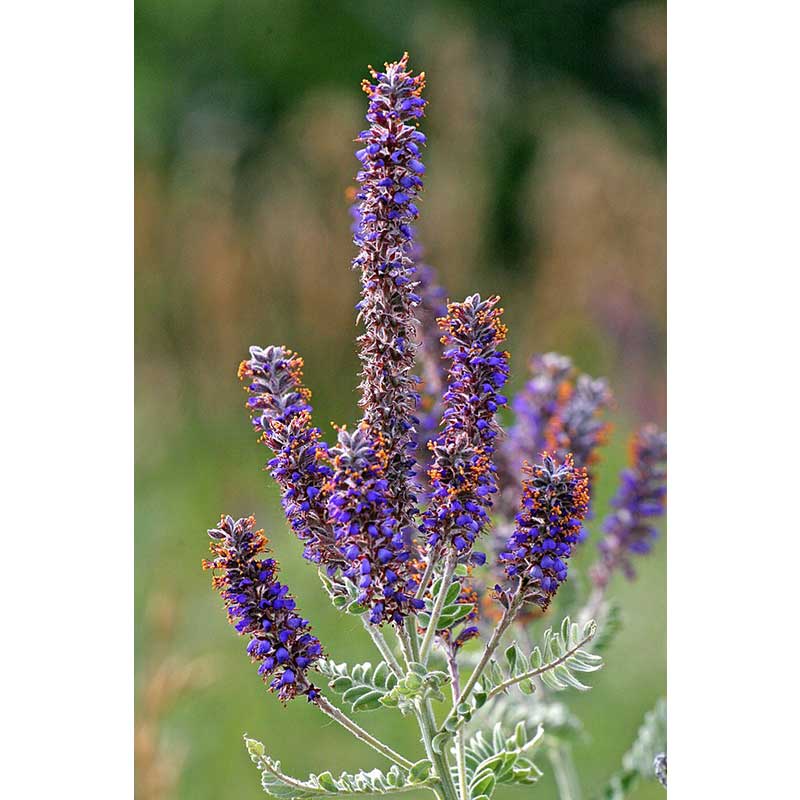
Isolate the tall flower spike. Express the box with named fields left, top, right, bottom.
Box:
left=422, top=294, right=510, bottom=554
left=325, top=425, right=424, bottom=625
left=499, top=454, right=590, bottom=609
left=203, top=515, right=323, bottom=702
left=353, top=53, right=427, bottom=541
left=593, top=425, right=667, bottom=587
left=238, top=346, right=342, bottom=567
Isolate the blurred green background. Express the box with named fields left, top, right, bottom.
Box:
left=135, top=1, right=666, bottom=799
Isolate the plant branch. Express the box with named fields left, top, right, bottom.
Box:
left=484, top=627, right=596, bottom=701
left=418, top=699, right=459, bottom=800
left=457, top=588, right=524, bottom=704
left=414, top=547, right=440, bottom=601
left=446, top=650, right=468, bottom=800
left=362, top=617, right=404, bottom=677
left=315, top=696, right=414, bottom=769
left=548, top=739, right=583, bottom=800
left=419, top=551, right=456, bottom=662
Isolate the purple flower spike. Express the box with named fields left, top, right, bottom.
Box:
left=326, top=425, right=421, bottom=625
left=203, top=515, right=323, bottom=702
left=498, top=454, right=590, bottom=610
left=422, top=294, right=510, bottom=554
left=238, top=346, right=342, bottom=567
left=353, top=53, right=427, bottom=542
left=593, top=425, right=667, bottom=587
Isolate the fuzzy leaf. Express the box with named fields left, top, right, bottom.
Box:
left=316, top=659, right=397, bottom=713
left=245, top=736, right=434, bottom=799
left=444, top=617, right=603, bottom=732
left=455, top=721, right=544, bottom=799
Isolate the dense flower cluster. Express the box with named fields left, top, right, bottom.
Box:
left=353, top=53, right=427, bottom=541
left=238, top=346, right=341, bottom=567
left=593, top=425, right=667, bottom=587
left=203, top=515, right=323, bottom=702
left=422, top=294, right=510, bottom=553
left=326, top=425, right=424, bottom=625
left=500, top=454, right=590, bottom=609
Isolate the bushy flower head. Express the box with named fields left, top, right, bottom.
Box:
left=239, top=346, right=340, bottom=567
left=203, top=515, right=322, bottom=702
left=353, top=53, right=427, bottom=540
left=422, top=294, right=510, bottom=553
left=499, top=453, right=590, bottom=609
left=325, top=425, right=424, bottom=625
left=594, top=425, right=667, bottom=586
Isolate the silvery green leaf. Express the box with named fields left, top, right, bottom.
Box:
left=316, top=659, right=396, bottom=712
left=245, top=736, right=434, bottom=799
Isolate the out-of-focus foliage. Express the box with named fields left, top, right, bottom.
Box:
left=135, top=2, right=665, bottom=799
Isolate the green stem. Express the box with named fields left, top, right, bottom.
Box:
left=484, top=626, right=596, bottom=699
left=419, top=551, right=456, bottom=662
left=362, top=617, right=404, bottom=677
left=405, top=616, right=421, bottom=662
left=414, top=547, right=439, bottom=600
left=315, top=696, right=413, bottom=769
left=548, top=740, right=583, bottom=800
left=460, top=591, right=523, bottom=700
left=417, top=699, right=459, bottom=800
left=446, top=651, right=468, bottom=800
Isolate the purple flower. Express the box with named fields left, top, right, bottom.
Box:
left=422, top=294, right=510, bottom=554
left=353, top=53, right=427, bottom=541
left=499, top=454, right=590, bottom=609
left=203, top=515, right=322, bottom=702
left=593, top=425, right=667, bottom=587
left=325, top=425, right=423, bottom=625
left=238, top=346, right=342, bottom=567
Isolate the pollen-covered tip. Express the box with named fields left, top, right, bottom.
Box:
left=352, top=54, right=428, bottom=539
left=498, top=453, right=590, bottom=609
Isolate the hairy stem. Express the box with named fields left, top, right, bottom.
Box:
left=362, top=617, right=404, bottom=677
left=418, top=699, right=459, bottom=800
left=398, top=617, right=420, bottom=670
left=405, top=616, right=421, bottom=662
left=460, top=590, right=523, bottom=701
left=316, top=696, right=413, bottom=768
left=419, top=551, right=456, bottom=662
left=414, top=547, right=440, bottom=601
left=548, top=740, right=583, bottom=800
left=484, top=627, right=595, bottom=700
left=446, top=651, right=468, bottom=800
left=579, top=584, right=606, bottom=627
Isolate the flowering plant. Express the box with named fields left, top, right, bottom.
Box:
left=203, top=54, right=667, bottom=800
